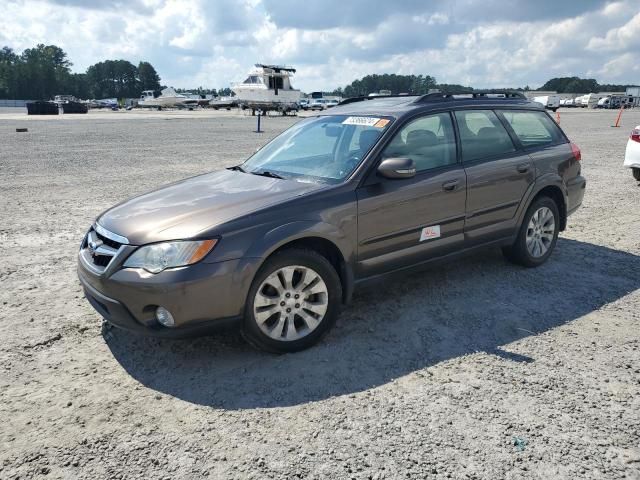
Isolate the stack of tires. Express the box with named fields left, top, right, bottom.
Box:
left=26, top=101, right=59, bottom=115
left=62, top=102, right=88, bottom=114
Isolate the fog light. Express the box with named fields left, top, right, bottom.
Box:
left=156, top=307, right=175, bottom=327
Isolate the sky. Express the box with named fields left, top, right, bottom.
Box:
left=2, top=0, right=639, bottom=92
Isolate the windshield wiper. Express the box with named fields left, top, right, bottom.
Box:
left=251, top=170, right=284, bottom=179
left=227, top=165, right=246, bottom=173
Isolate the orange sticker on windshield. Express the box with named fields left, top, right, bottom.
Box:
left=374, top=119, right=390, bottom=128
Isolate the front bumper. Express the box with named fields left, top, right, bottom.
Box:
left=78, top=255, right=253, bottom=337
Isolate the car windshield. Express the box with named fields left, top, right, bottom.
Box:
left=242, top=115, right=392, bottom=184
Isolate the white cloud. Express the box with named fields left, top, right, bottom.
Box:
left=587, top=12, right=640, bottom=51
left=1, top=0, right=638, bottom=91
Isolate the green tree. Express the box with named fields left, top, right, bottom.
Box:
left=86, top=59, right=140, bottom=98
left=138, top=61, right=161, bottom=91
left=19, top=44, right=72, bottom=99
left=0, top=47, right=19, bottom=98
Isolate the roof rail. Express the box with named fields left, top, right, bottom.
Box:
left=413, top=90, right=526, bottom=103
left=337, top=94, right=414, bottom=106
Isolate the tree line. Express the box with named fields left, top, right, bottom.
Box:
left=329, top=74, right=638, bottom=98
left=538, top=76, right=637, bottom=93
left=328, top=74, right=480, bottom=98
left=0, top=44, right=161, bottom=100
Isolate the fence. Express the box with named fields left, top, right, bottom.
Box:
left=0, top=99, right=34, bottom=108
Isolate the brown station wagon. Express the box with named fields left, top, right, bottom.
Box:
left=78, top=91, right=586, bottom=352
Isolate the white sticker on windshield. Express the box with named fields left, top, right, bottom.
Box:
left=342, top=116, right=381, bottom=126
left=420, top=225, right=441, bottom=242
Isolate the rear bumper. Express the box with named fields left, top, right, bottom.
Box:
left=78, top=255, right=256, bottom=337
left=567, top=175, right=586, bottom=215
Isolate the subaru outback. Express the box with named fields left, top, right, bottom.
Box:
left=78, top=92, right=586, bottom=352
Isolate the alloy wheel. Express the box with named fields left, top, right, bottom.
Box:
left=526, top=206, right=555, bottom=258
left=253, top=265, right=329, bottom=341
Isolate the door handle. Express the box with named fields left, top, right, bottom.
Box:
left=442, top=180, right=459, bottom=191
left=517, top=164, right=530, bottom=173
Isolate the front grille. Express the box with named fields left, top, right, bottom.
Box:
left=80, top=224, right=128, bottom=273
left=95, top=231, right=122, bottom=250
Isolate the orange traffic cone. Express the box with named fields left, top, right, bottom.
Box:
left=611, top=105, right=624, bottom=127
left=555, top=110, right=560, bottom=124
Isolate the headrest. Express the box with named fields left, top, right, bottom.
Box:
left=406, top=129, right=437, bottom=146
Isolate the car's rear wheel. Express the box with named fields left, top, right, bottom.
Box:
left=502, top=196, right=560, bottom=267
left=633, top=168, right=640, bottom=181
left=242, top=249, right=342, bottom=353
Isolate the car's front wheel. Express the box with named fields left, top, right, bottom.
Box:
left=503, top=196, right=560, bottom=267
left=242, top=249, right=342, bottom=353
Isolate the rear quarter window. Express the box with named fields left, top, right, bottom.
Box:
left=499, top=110, right=565, bottom=148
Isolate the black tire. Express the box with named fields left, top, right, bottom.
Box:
left=241, top=249, right=342, bottom=353
left=502, top=196, right=560, bottom=267
left=633, top=168, right=640, bottom=181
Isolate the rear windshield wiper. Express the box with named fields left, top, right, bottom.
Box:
left=251, top=170, right=285, bottom=179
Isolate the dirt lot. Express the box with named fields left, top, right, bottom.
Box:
left=1, top=107, right=639, bottom=480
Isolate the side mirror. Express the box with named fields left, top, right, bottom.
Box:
left=377, top=157, right=416, bottom=179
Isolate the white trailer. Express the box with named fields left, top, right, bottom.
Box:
left=532, top=95, right=560, bottom=112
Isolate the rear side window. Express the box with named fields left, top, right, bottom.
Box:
left=381, top=112, right=457, bottom=172
left=499, top=110, right=565, bottom=148
left=454, top=110, right=516, bottom=162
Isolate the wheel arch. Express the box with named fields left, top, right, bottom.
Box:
left=531, top=184, right=567, bottom=231
left=244, top=222, right=355, bottom=305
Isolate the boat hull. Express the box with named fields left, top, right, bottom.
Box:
left=232, top=86, right=300, bottom=107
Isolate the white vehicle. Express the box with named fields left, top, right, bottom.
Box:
left=597, top=96, right=611, bottom=108
left=325, top=99, right=340, bottom=108
left=308, top=99, right=328, bottom=111
left=533, top=95, right=561, bottom=112
left=581, top=93, right=605, bottom=109
left=624, top=125, right=640, bottom=181
left=232, top=64, right=300, bottom=113
left=138, top=88, right=199, bottom=109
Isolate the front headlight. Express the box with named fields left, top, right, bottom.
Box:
left=123, top=239, right=217, bottom=273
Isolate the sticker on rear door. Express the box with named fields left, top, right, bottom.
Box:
left=420, top=225, right=441, bottom=242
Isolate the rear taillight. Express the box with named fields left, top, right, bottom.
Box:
left=570, top=142, right=581, bottom=161
left=631, top=128, right=640, bottom=143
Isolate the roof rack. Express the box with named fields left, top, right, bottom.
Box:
left=413, top=90, right=526, bottom=103
left=337, top=94, right=415, bottom=106
left=337, top=90, right=527, bottom=106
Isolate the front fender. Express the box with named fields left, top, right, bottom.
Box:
left=234, top=220, right=356, bottom=306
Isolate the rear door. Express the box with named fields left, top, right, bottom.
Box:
left=356, top=112, right=466, bottom=277
left=454, top=109, right=535, bottom=244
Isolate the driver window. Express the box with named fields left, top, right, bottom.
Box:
left=382, top=113, right=457, bottom=172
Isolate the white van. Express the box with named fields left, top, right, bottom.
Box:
left=533, top=95, right=560, bottom=112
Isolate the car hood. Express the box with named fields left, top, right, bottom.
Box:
left=97, top=169, right=325, bottom=245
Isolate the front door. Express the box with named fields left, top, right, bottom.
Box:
left=356, top=112, right=467, bottom=277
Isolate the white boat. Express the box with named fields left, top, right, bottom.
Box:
left=232, top=64, right=301, bottom=112
left=137, top=88, right=199, bottom=108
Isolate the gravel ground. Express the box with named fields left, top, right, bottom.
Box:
left=1, top=108, right=639, bottom=480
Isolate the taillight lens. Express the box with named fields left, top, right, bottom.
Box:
left=631, top=128, right=640, bottom=143
left=570, top=142, right=581, bottom=161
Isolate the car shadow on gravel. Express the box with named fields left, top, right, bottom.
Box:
left=105, top=238, right=640, bottom=409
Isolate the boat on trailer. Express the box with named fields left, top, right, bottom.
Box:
left=137, top=88, right=199, bottom=109
left=232, top=64, right=301, bottom=115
